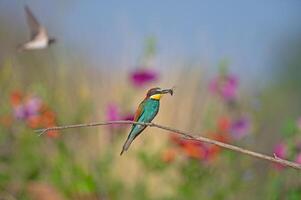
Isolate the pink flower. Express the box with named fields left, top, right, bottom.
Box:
left=106, top=103, right=120, bottom=121
left=130, top=68, right=158, bottom=87
left=295, top=153, right=301, bottom=164
left=273, top=142, right=287, bottom=170
left=122, top=113, right=134, bottom=121
left=105, top=103, right=134, bottom=121
left=273, top=143, right=287, bottom=159
left=230, top=117, right=251, bottom=140
left=209, top=74, right=238, bottom=101
left=105, top=103, right=134, bottom=131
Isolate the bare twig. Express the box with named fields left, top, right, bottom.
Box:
left=35, top=120, right=301, bottom=170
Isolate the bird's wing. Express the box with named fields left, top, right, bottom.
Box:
left=133, top=100, right=146, bottom=122
left=24, top=5, right=43, bottom=39
left=32, top=27, right=48, bottom=41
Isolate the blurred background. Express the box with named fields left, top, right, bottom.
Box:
left=1, top=0, right=301, bottom=199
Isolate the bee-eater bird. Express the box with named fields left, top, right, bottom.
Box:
left=18, top=5, right=56, bottom=51
left=120, top=87, right=173, bottom=155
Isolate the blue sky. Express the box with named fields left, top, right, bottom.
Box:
left=1, top=0, right=301, bottom=81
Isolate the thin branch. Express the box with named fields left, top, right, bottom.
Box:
left=35, top=120, right=301, bottom=171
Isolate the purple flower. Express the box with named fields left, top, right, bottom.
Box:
left=295, top=153, right=301, bottom=164
left=209, top=74, right=238, bottom=101
left=25, top=97, right=42, bottom=116
left=14, top=105, right=26, bottom=119
left=273, top=143, right=287, bottom=159
left=130, top=68, right=158, bottom=87
left=230, top=117, right=251, bottom=140
left=13, top=97, right=42, bottom=120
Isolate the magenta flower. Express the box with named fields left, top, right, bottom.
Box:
left=273, top=143, right=287, bottom=159
left=105, top=103, right=134, bottom=130
left=130, top=68, right=158, bottom=87
left=295, top=153, right=301, bottom=164
left=122, top=113, right=134, bottom=121
left=106, top=103, right=120, bottom=121
left=273, top=142, right=287, bottom=170
left=209, top=74, right=238, bottom=101
left=230, top=117, right=251, bottom=140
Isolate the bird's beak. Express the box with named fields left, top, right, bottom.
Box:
left=160, top=88, right=173, bottom=96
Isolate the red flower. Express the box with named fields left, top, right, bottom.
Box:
left=10, top=90, right=23, bottom=106
left=46, top=130, right=59, bottom=138
left=207, top=133, right=230, bottom=159
left=182, top=140, right=208, bottom=160
left=217, top=116, right=230, bottom=132
left=170, top=135, right=209, bottom=160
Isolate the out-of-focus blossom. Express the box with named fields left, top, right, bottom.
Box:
left=9, top=91, right=58, bottom=138
left=161, top=148, right=177, bottom=163
left=105, top=103, right=134, bottom=134
left=46, top=130, right=59, bottom=138
left=295, top=153, right=301, bottom=164
left=106, top=103, right=120, bottom=121
left=230, top=117, right=251, bottom=140
left=25, top=97, right=42, bottom=116
left=14, top=105, right=27, bottom=119
left=41, top=110, right=56, bottom=126
left=170, top=135, right=209, bottom=160
left=106, top=103, right=135, bottom=122
left=169, top=126, right=232, bottom=161
left=10, top=90, right=22, bottom=106
left=182, top=140, right=208, bottom=160
left=207, top=133, right=230, bottom=159
left=130, top=68, right=158, bottom=87
left=12, top=96, right=42, bottom=120
left=209, top=74, right=238, bottom=101
left=122, top=113, right=134, bottom=121
left=217, top=116, right=230, bottom=132
left=297, top=117, right=301, bottom=131
left=273, top=142, right=287, bottom=170
left=169, top=134, right=185, bottom=146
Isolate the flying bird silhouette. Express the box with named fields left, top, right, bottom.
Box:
left=120, top=87, right=173, bottom=155
left=18, top=5, right=56, bottom=51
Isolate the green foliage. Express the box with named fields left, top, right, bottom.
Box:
left=137, top=150, right=169, bottom=172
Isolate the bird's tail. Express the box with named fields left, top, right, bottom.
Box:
left=120, top=137, right=134, bottom=156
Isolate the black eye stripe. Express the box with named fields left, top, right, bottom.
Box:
left=147, top=88, right=161, bottom=96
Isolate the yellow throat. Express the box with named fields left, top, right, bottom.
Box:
left=150, top=94, right=162, bottom=100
